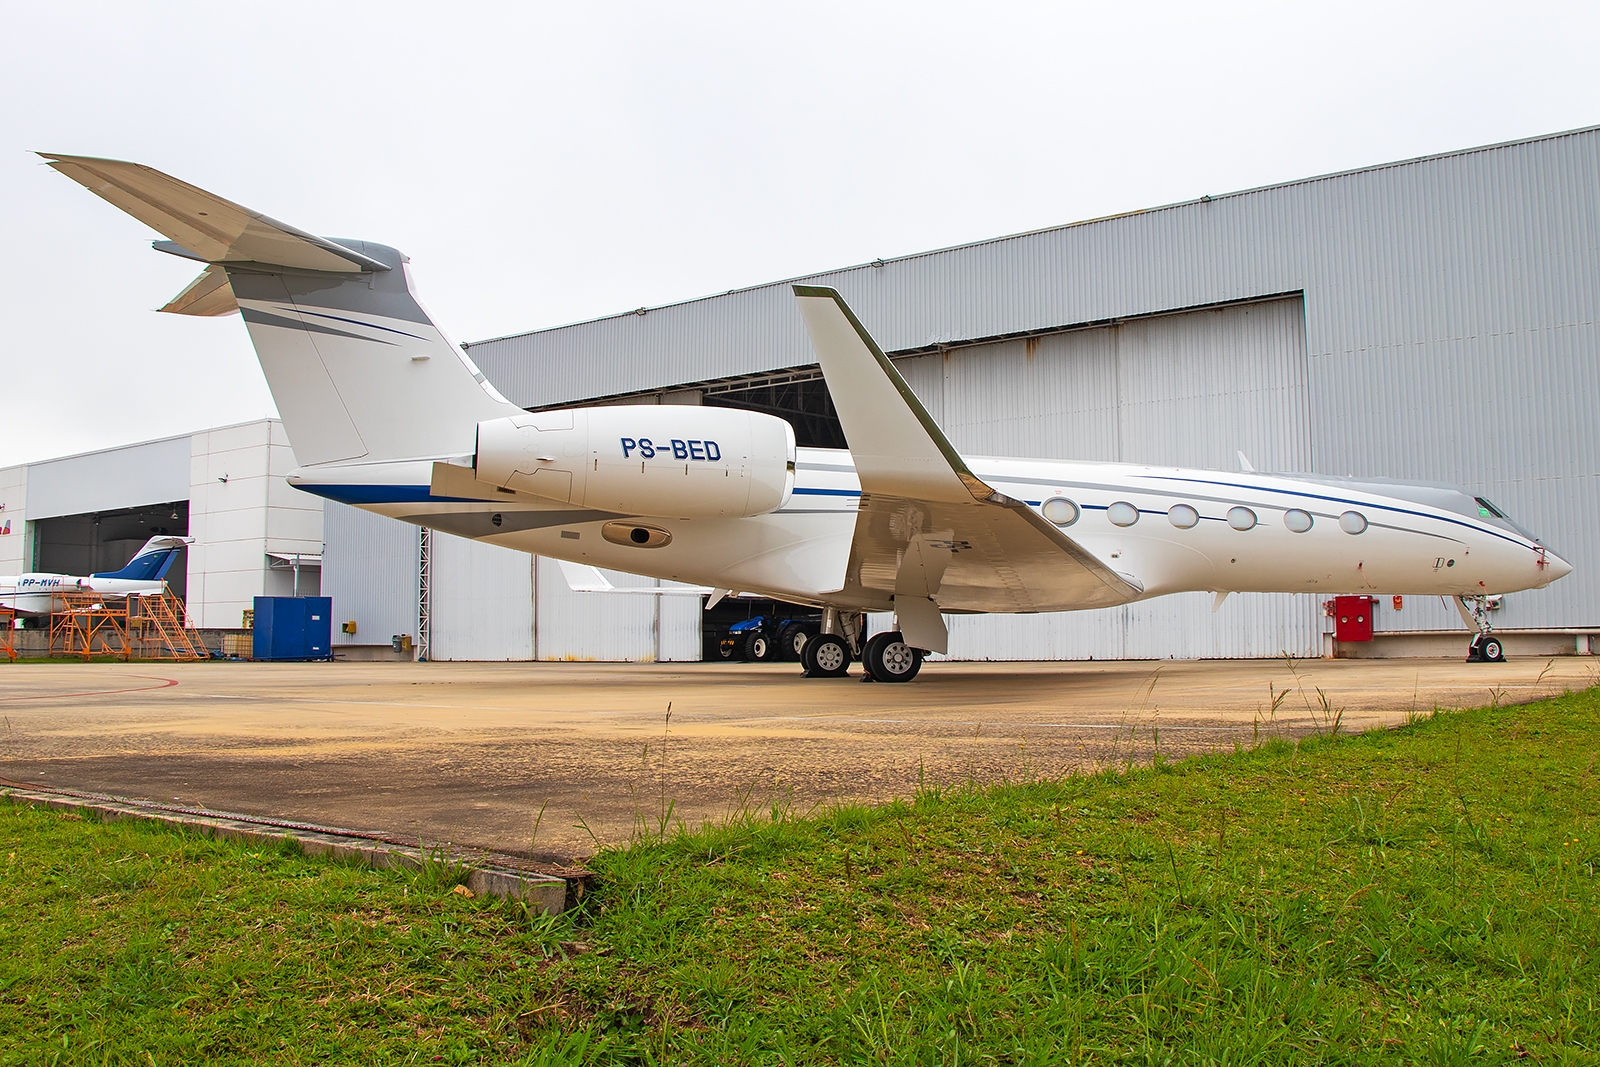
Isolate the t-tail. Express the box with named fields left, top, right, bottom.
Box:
left=91, top=536, right=190, bottom=582
left=39, top=153, right=522, bottom=468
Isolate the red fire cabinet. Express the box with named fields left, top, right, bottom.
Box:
left=1330, top=595, right=1376, bottom=642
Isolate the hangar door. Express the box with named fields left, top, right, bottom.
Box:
left=430, top=533, right=534, bottom=661
left=891, top=295, right=1320, bottom=660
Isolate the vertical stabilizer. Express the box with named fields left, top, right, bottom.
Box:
left=42, top=153, right=522, bottom=467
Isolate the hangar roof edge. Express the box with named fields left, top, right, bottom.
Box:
left=464, top=123, right=1600, bottom=350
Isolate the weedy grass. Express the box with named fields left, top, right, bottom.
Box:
left=2, top=687, right=1597, bottom=1064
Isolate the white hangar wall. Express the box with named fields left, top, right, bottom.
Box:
left=463, top=126, right=1600, bottom=657
left=188, top=420, right=323, bottom=629
left=321, top=501, right=700, bottom=661
left=2, top=420, right=322, bottom=630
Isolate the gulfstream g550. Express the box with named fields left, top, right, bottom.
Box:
left=43, top=153, right=1572, bottom=680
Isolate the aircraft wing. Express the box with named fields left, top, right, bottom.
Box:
left=793, top=286, right=1143, bottom=626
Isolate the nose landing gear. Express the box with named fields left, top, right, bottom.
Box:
left=1468, top=634, right=1505, bottom=663
left=1456, top=595, right=1506, bottom=662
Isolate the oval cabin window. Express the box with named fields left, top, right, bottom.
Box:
left=1107, top=501, right=1140, bottom=527
left=1041, top=497, right=1080, bottom=526
left=1339, top=511, right=1368, bottom=535
left=1284, top=509, right=1313, bottom=533
left=1168, top=504, right=1199, bottom=529
left=1227, top=506, right=1257, bottom=531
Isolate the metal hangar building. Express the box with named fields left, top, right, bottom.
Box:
left=439, top=124, right=1599, bottom=661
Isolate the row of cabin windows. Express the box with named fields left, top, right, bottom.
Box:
left=1039, top=497, right=1368, bottom=535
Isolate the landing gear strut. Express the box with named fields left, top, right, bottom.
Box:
left=800, top=608, right=859, bottom=679
left=1456, top=595, right=1506, bottom=662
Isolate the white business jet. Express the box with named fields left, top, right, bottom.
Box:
left=42, top=154, right=1572, bottom=680
left=0, top=536, right=190, bottom=616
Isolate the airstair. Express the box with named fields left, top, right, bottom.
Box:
left=125, top=591, right=207, bottom=660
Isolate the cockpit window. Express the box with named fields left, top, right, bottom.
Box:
left=1475, top=497, right=1506, bottom=519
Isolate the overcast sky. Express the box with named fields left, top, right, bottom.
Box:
left=2, top=1, right=1596, bottom=468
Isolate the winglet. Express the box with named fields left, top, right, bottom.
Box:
left=793, top=285, right=993, bottom=505
left=794, top=284, right=1144, bottom=603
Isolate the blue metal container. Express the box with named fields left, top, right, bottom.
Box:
left=252, top=596, right=333, bottom=661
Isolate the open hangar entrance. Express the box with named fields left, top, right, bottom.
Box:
left=525, top=293, right=1317, bottom=661
left=32, top=499, right=189, bottom=601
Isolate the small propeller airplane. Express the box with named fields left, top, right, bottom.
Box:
left=39, top=154, right=1572, bottom=679
left=1, top=535, right=190, bottom=616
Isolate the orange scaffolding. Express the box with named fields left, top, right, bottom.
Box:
left=0, top=606, right=16, bottom=662
left=125, top=591, right=207, bottom=661
left=46, top=586, right=206, bottom=661
left=49, top=591, right=129, bottom=660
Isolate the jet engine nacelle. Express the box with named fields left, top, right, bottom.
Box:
left=475, top=405, right=796, bottom=518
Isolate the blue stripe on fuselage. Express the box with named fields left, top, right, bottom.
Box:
left=292, top=484, right=483, bottom=505
left=1134, top=475, right=1533, bottom=550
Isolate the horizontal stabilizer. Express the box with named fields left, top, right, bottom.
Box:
left=160, top=264, right=238, bottom=316
left=38, top=153, right=389, bottom=273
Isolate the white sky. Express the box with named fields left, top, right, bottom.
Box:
left=2, top=1, right=1596, bottom=468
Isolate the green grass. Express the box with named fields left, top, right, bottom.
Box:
left=2, top=689, right=1597, bottom=1064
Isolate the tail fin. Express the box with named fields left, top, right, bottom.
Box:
left=93, top=536, right=190, bottom=581
left=42, top=153, right=521, bottom=467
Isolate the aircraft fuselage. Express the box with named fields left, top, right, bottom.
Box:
left=292, top=448, right=1568, bottom=613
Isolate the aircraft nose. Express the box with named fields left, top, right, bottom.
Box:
left=1543, top=550, right=1574, bottom=582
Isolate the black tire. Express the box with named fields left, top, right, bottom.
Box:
left=865, top=630, right=923, bottom=683
left=745, top=630, right=777, bottom=662
left=799, top=634, right=817, bottom=675
left=1482, top=637, right=1505, bottom=662
left=717, top=634, right=740, bottom=660
left=859, top=632, right=890, bottom=682
left=777, top=623, right=806, bottom=661
left=806, top=634, right=851, bottom=678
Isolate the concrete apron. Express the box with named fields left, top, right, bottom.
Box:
left=2, top=784, right=577, bottom=914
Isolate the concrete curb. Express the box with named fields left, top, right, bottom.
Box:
left=3, top=787, right=572, bottom=914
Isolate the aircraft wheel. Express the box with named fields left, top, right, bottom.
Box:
left=745, top=630, right=777, bottom=661
left=866, top=631, right=922, bottom=683
left=806, top=634, right=851, bottom=678
left=859, top=632, right=891, bottom=682
left=1481, top=637, right=1505, bottom=662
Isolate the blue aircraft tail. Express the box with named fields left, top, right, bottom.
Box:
left=93, top=537, right=189, bottom=582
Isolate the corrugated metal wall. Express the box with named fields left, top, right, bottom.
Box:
left=430, top=533, right=534, bottom=661
left=323, top=501, right=418, bottom=647
left=887, top=296, right=1320, bottom=660
left=532, top=558, right=702, bottom=661
left=470, top=126, right=1600, bottom=643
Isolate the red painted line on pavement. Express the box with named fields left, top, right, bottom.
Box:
left=0, top=675, right=179, bottom=702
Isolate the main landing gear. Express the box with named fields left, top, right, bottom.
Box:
left=860, top=631, right=923, bottom=683
left=1456, top=595, right=1506, bottom=662
left=798, top=609, right=927, bottom=683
